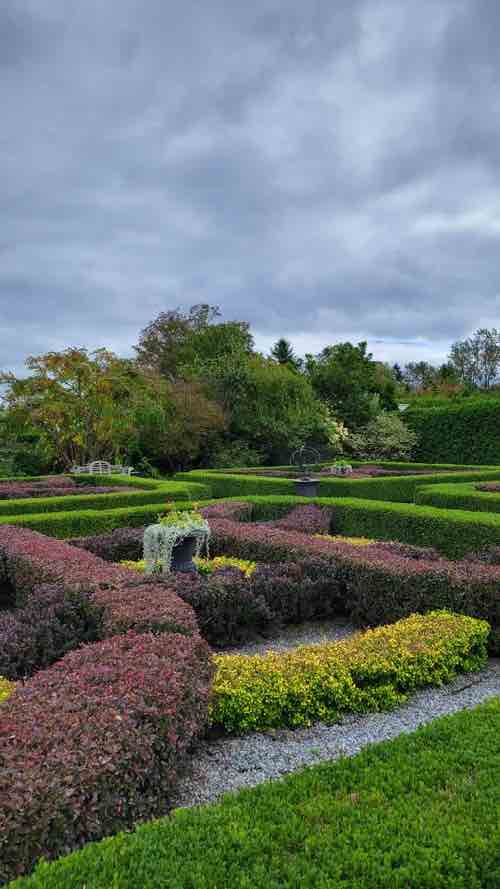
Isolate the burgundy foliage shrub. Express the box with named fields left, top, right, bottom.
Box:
left=206, top=505, right=500, bottom=652
left=476, top=483, right=500, bottom=492
left=0, top=584, right=104, bottom=680
left=69, top=526, right=144, bottom=562
left=268, top=504, right=335, bottom=535
left=171, top=570, right=274, bottom=647
left=0, top=631, right=213, bottom=885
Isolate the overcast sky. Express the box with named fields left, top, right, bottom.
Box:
left=1, top=0, right=499, bottom=377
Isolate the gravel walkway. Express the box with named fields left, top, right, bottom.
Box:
left=171, top=658, right=500, bottom=810
left=221, top=617, right=356, bottom=656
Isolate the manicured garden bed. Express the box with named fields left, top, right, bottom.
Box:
left=7, top=698, right=500, bottom=889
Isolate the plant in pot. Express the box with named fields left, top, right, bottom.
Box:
left=330, top=459, right=353, bottom=476
left=143, top=509, right=210, bottom=574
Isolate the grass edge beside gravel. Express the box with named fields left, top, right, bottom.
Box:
left=8, top=697, right=500, bottom=889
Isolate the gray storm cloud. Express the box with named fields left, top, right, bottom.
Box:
left=1, top=0, right=499, bottom=375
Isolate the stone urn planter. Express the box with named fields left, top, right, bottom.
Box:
left=295, top=478, right=318, bottom=497
left=143, top=510, right=210, bottom=575
left=171, top=533, right=201, bottom=573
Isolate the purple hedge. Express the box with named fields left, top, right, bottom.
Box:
left=0, top=631, right=213, bottom=885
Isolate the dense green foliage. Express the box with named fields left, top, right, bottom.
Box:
left=405, top=398, right=500, bottom=464
left=9, top=699, right=500, bottom=889
left=211, top=612, right=488, bottom=732
left=416, top=482, right=500, bottom=512
left=305, top=341, right=398, bottom=427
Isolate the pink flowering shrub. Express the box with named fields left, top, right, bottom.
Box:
left=0, top=630, right=213, bottom=885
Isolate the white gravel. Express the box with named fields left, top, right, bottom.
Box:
left=171, top=658, right=500, bottom=810
left=221, top=617, right=356, bottom=656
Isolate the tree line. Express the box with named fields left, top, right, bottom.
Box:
left=0, top=308, right=496, bottom=475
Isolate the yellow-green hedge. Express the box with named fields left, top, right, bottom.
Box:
left=211, top=611, right=489, bottom=732
left=0, top=676, right=15, bottom=705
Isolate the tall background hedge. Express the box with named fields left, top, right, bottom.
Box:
left=405, top=399, right=500, bottom=464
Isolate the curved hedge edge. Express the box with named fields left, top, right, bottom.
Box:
left=211, top=611, right=490, bottom=732
left=0, top=492, right=216, bottom=539
left=6, top=698, right=500, bottom=889
left=416, top=482, right=500, bottom=513
left=0, top=631, right=213, bottom=886
left=0, top=479, right=212, bottom=517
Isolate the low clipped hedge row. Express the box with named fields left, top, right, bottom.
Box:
left=416, top=481, right=500, bottom=513
left=10, top=698, right=499, bottom=889
left=0, top=631, right=213, bottom=887
left=176, top=467, right=500, bottom=503
left=0, top=475, right=211, bottom=517
left=202, top=502, right=500, bottom=651
left=0, top=675, right=14, bottom=704
left=195, top=492, right=500, bottom=559
left=211, top=612, right=489, bottom=732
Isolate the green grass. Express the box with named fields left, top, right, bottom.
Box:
left=9, top=698, right=500, bottom=889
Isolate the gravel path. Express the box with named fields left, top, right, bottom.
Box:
left=222, top=617, right=356, bottom=656
left=171, top=658, right=500, bottom=810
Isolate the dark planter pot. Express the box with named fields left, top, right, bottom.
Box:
left=171, top=535, right=199, bottom=573
left=295, top=478, right=318, bottom=497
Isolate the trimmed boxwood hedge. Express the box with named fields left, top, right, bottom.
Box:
left=7, top=698, right=500, bottom=889
left=0, top=476, right=211, bottom=517
left=416, top=482, right=500, bottom=513
left=211, top=611, right=489, bottom=732
left=175, top=468, right=500, bottom=503
left=405, top=398, right=500, bottom=464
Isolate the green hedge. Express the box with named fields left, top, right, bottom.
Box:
left=200, top=494, right=500, bottom=559
left=211, top=611, right=489, bottom=732
left=416, top=482, right=500, bottom=513
left=0, top=478, right=210, bottom=517
left=0, top=490, right=214, bottom=539
left=176, top=468, right=500, bottom=504
left=9, top=698, right=500, bottom=889
left=9, top=489, right=500, bottom=555
left=405, top=399, right=500, bottom=464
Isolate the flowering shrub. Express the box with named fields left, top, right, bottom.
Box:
left=315, top=534, right=375, bottom=546
left=0, top=675, right=14, bottom=704
left=121, top=556, right=257, bottom=577
left=211, top=612, right=489, bottom=732
left=0, top=630, right=213, bottom=885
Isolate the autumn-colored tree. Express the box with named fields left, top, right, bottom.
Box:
left=0, top=348, right=171, bottom=469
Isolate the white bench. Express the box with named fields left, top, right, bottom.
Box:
left=71, top=460, right=134, bottom=476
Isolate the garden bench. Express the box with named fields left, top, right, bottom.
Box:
left=70, top=460, right=134, bottom=476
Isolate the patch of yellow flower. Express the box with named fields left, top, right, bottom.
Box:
left=0, top=676, right=15, bottom=705
left=120, top=556, right=256, bottom=577
left=314, top=534, right=375, bottom=546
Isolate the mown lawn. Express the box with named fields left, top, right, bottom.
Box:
left=9, top=697, right=500, bottom=889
